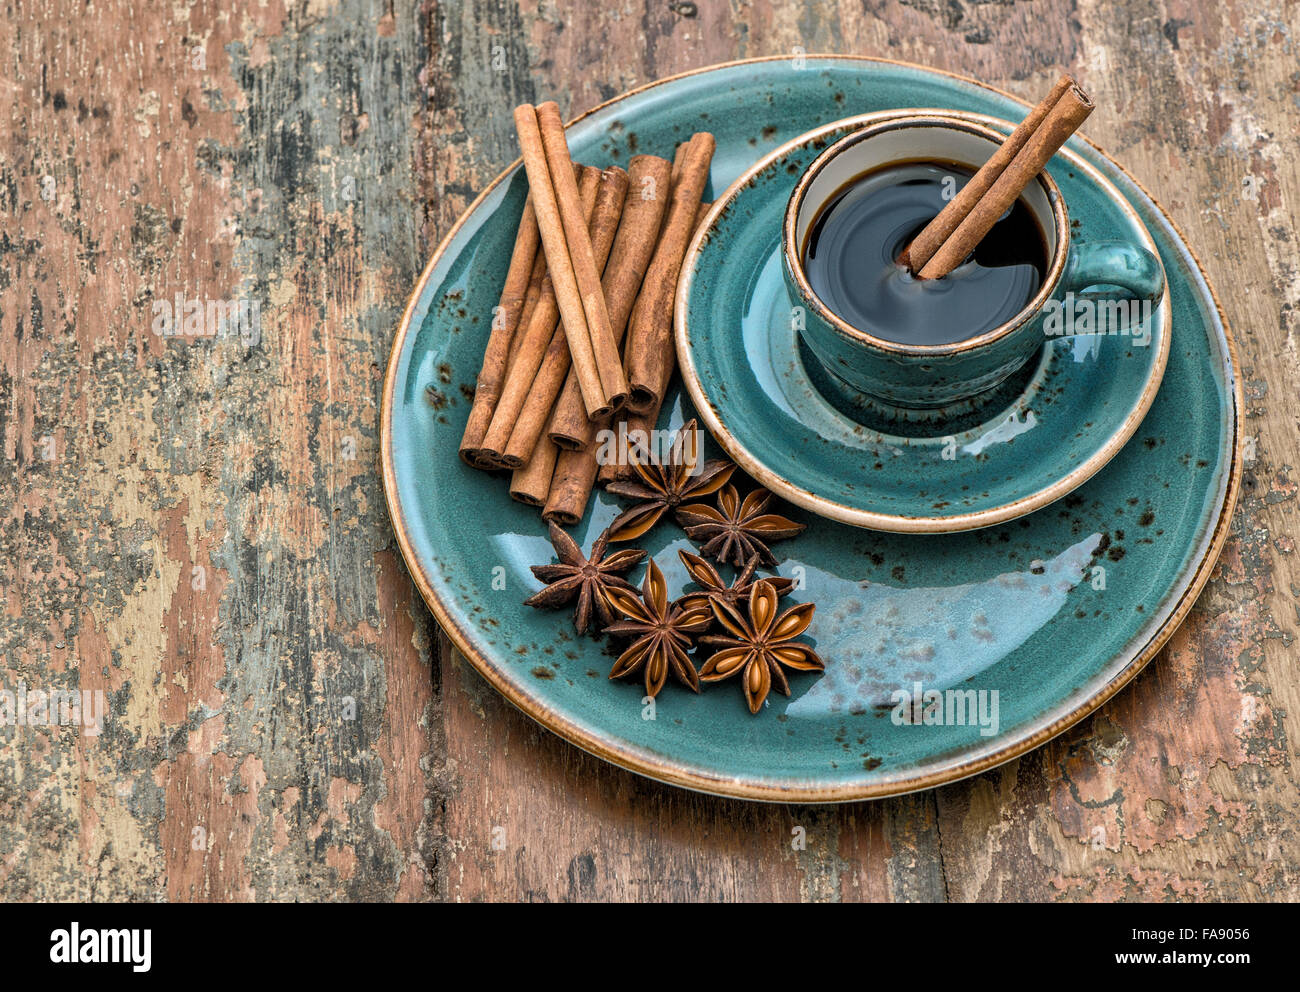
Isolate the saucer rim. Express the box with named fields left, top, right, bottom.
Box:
left=676, top=108, right=1174, bottom=534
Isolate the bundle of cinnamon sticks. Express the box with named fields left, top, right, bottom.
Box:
left=459, top=100, right=715, bottom=526
left=901, top=75, right=1093, bottom=279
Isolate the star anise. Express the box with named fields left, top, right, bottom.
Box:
left=699, top=580, right=824, bottom=714
left=675, top=484, right=805, bottom=566
left=524, top=522, right=646, bottom=635
left=603, top=558, right=712, bottom=697
left=675, top=550, right=794, bottom=621
left=605, top=419, right=735, bottom=542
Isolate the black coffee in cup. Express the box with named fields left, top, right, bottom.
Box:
left=801, top=161, right=1047, bottom=346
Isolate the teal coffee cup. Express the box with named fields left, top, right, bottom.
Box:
left=782, top=114, right=1165, bottom=411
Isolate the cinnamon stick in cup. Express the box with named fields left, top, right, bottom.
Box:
left=513, top=104, right=612, bottom=419
left=624, top=132, right=715, bottom=414
left=900, top=75, right=1074, bottom=274
left=535, top=102, right=630, bottom=414
left=548, top=154, right=673, bottom=451
left=459, top=196, right=541, bottom=466
left=915, top=80, right=1093, bottom=280
left=499, top=166, right=629, bottom=468
left=478, top=165, right=602, bottom=467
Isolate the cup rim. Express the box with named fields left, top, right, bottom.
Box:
left=782, top=114, right=1070, bottom=357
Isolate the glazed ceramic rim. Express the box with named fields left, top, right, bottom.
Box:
left=783, top=115, right=1070, bottom=357
left=677, top=108, right=1173, bottom=534
left=381, top=55, right=1242, bottom=803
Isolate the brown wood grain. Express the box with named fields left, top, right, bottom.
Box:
left=1, top=0, right=1295, bottom=902
left=0, top=0, right=436, bottom=901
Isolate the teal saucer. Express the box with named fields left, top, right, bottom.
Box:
left=382, top=57, right=1240, bottom=801
left=677, top=110, right=1171, bottom=533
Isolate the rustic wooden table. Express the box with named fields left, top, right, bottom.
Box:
left=2, top=0, right=1294, bottom=902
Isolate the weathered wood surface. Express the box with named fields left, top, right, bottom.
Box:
left=1, top=0, right=1295, bottom=901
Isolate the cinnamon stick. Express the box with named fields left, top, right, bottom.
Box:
left=598, top=346, right=673, bottom=486
left=509, top=437, right=559, bottom=506
left=542, top=444, right=601, bottom=525
left=624, top=132, right=715, bottom=413
left=599, top=199, right=712, bottom=486
left=535, top=102, right=629, bottom=414
left=901, top=75, right=1074, bottom=274
left=917, top=81, right=1093, bottom=280
left=499, top=166, right=629, bottom=468
left=668, top=140, right=688, bottom=199
left=459, top=196, right=541, bottom=466
left=478, top=165, right=603, bottom=467
left=502, top=164, right=580, bottom=387
left=548, top=154, right=673, bottom=451
left=504, top=249, right=548, bottom=382
left=513, top=104, right=611, bottom=420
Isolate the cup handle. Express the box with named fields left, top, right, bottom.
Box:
left=1062, top=241, right=1164, bottom=302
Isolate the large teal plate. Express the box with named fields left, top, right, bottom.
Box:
left=382, top=57, right=1241, bottom=802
